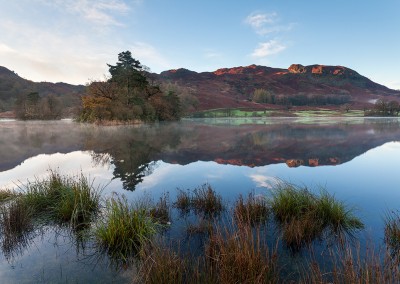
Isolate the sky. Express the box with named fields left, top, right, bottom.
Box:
left=0, top=0, right=399, bottom=89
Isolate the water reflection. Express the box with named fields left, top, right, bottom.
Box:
left=1, top=118, right=400, bottom=191
left=1, top=118, right=400, bottom=282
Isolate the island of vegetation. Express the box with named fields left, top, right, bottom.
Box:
left=78, top=51, right=181, bottom=124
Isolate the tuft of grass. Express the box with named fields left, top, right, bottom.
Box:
left=0, top=189, right=18, bottom=202
left=0, top=197, right=34, bottom=259
left=173, top=189, right=191, bottom=214
left=95, top=194, right=157, bottom=263
left=149, top=193, right=170, bottom=225
left=134, top=244, right=188, bottom=284
left=21, top=171, right=102, bottom=228
left=191, top=184, right=223, bottom=216
left=135, top=219, right=279, bottom=284
left=384, top=210, right=400, bottom=257
left=269, top=183, right=363, bottom=248
left=206, top=220, right=279, bottom=284
left=234, top=192, right=269, bottom=226
left=317, top=191, right=364, bottom=236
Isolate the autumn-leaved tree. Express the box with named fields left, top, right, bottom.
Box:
left=79, top=51, right=181, bottom=122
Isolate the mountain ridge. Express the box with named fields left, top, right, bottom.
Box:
left=152, top=63, right=399, bottom=110
left=1, top=64, right=399, bottom=114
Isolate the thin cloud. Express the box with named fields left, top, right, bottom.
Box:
left=251, top=40, right=286, bottom=58
left=245, top=12, right=277, bottom=30
left=244, top=12, right=294, bottom=36
left=39, top=0, right=131, bottom=26
left=245, top=11, right=293, bottom=59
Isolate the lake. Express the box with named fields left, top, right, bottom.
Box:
left=0, top=117, right=400, bottom=282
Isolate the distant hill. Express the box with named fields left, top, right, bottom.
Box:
left=0, top=66, right=84, bottom=114
left=1, top=64, right=399, bottom=116
left=152, top=64, right=400, bottom=111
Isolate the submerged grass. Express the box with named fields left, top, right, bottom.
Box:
left=95, top=194, right=158, bottom=263
left=384, top=210, right=400, bottom=257
left=269, top=183, right=363, bottom=248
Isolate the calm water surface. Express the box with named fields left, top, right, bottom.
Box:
left=0, top=117, right=400, bottom=282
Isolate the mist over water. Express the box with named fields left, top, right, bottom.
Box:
left=0, top=118, right=400, bottom=282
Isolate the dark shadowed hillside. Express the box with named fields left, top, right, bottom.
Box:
left=0, top=66, right=84, bottom=115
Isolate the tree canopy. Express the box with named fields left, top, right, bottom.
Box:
left=14, top=92, right=62, bottom=120
left=78, top=51, right=181, bottom=123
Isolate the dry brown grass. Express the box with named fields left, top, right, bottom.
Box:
left=173, top=189, right=191, bottom=214
left=149, top=193, right=170, bottom=225
left=234, top=192, right=269, bottom=226
left=302, top=244, right=400, bottom=284
left=205, top=222, right=279, bottom=284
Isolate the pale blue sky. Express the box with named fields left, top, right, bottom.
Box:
left=0, top=0, right=399, bottom=89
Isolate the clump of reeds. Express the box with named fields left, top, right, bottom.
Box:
left=269, top=183, right=364, bottom=248
left=149, top=193, right=170, bottom=225
left=302, top=244, right=400, bottom=283
left=234, top=192, right=269, bottom=226
left=95, top=194, right=157, bottom=263
left=0, top=197, right=34, bottom=259
left=384, top=210, right=400, bottom=257
left=191, top=184, right=223, bottom=216
left=206, top=222, right=279, bottom=283
left=172, top=185, right=223, bottom=217
left=173, top=189, right=191, bottom=213
left=21, top=171, right=102, bottom=228
left=134, top=243, right=188, bottom=284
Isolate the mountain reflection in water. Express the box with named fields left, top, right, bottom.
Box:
left=1, top=118, right=400, bottom=191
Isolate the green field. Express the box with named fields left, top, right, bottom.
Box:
left=190, top=108, right=365, bottom=118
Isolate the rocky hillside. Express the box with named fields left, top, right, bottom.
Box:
left=152, top=64, right=400, bottom=110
